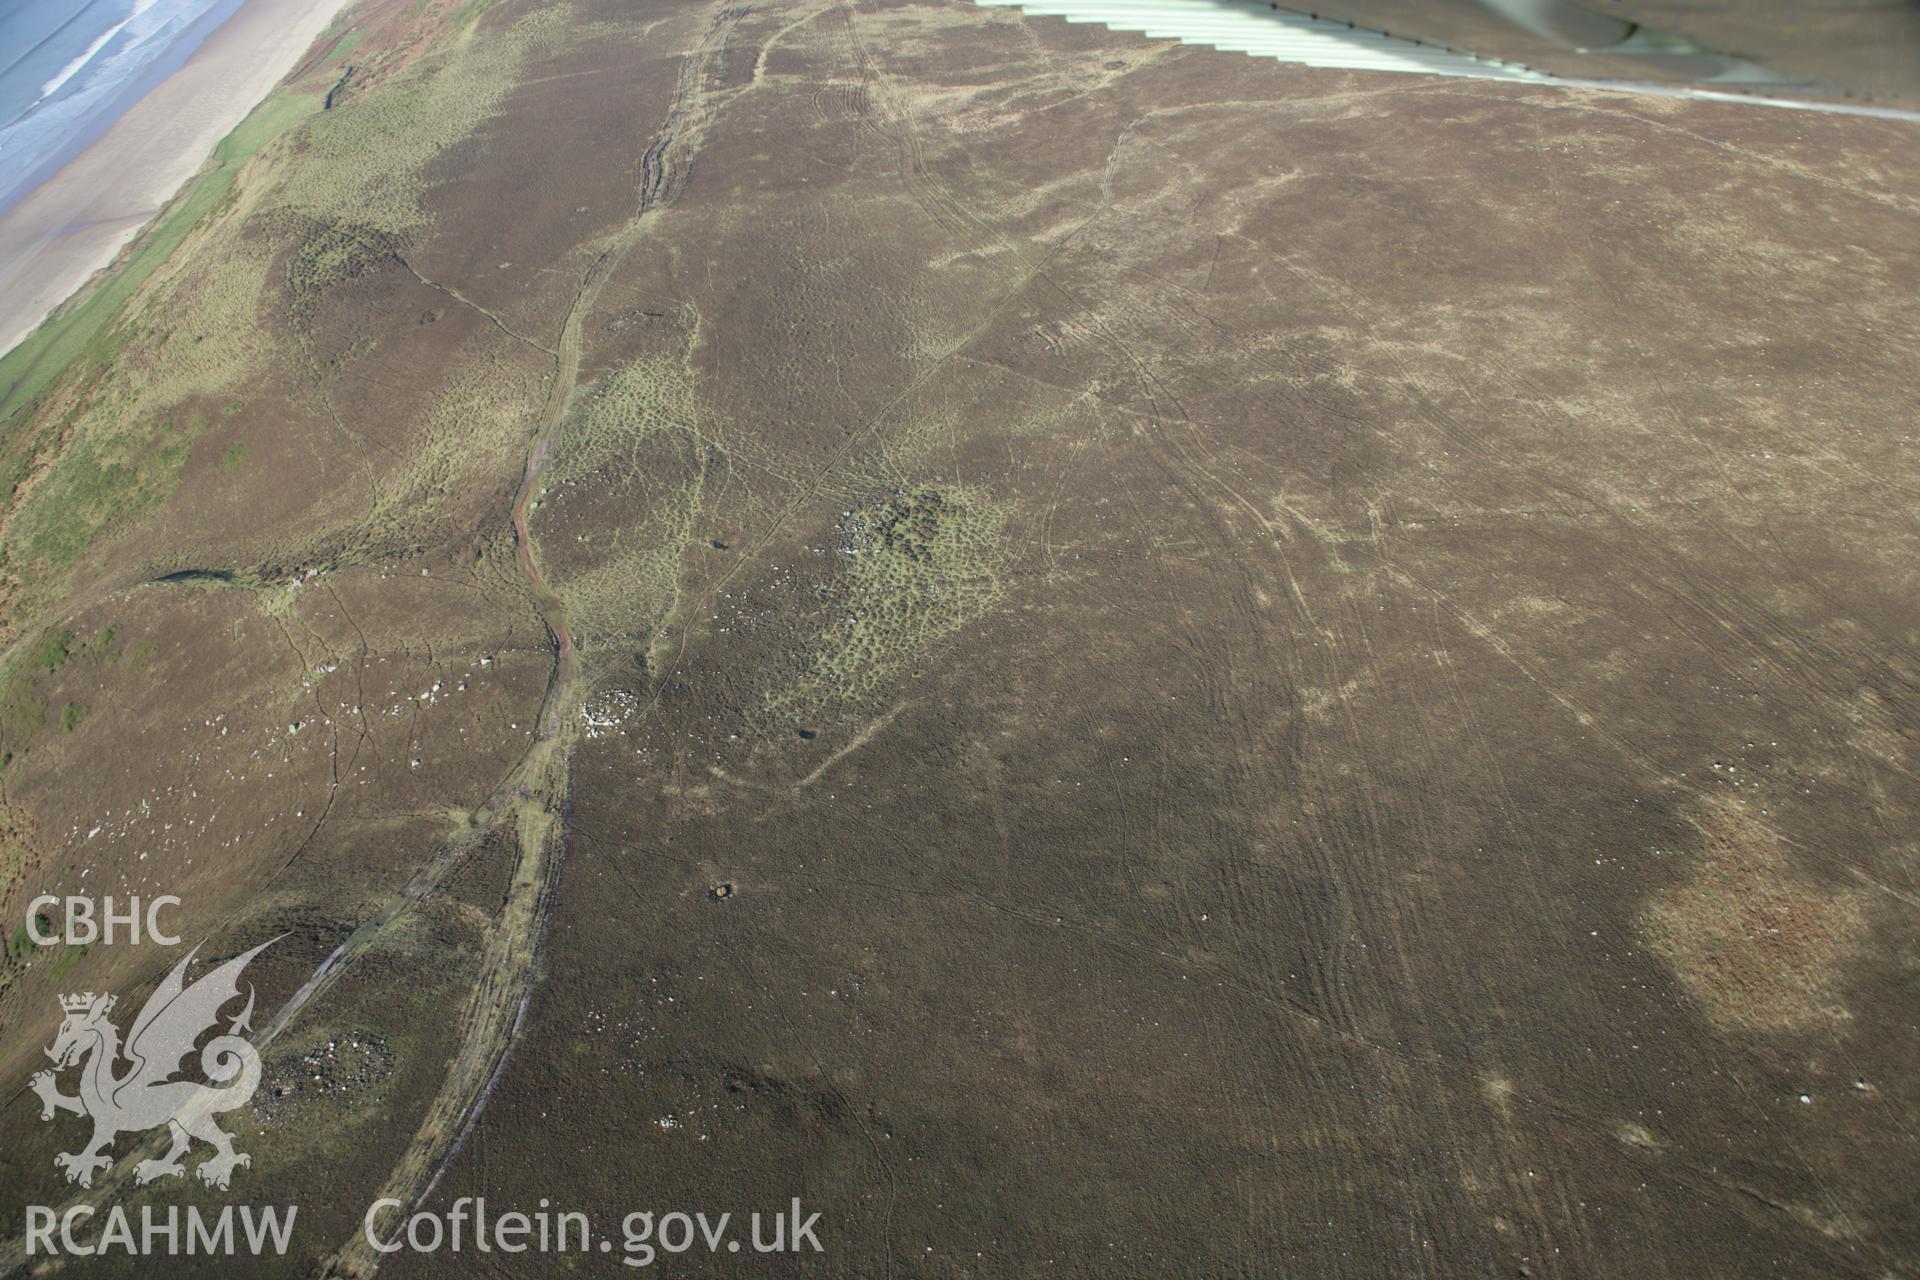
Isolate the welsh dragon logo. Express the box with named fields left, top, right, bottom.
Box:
left=31, top=938, right=276, bottom=1191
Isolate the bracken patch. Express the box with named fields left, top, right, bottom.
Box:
left=1641, top=803, right=1869, bottom=1033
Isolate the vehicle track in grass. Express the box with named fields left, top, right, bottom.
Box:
left=320, top=5, right=744, bottom=1272
left=0, top=7, right=746, bottom=1276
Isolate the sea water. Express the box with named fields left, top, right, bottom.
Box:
left=0, top=0, right=245, bottom=214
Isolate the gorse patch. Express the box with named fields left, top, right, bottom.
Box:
left=773, top=485, right=1011, bottom=717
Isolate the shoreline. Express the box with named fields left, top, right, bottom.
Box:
left=0, top=0, right=250, bottom=221
left=0, top=0, right=354, bottom=359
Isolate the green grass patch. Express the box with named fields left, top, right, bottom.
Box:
left=8, top=912, right=51, bottom=962
left=324, top=26, right=368, bottom=65
left=221, top=442, right=247, bottom=468
left=0, top=626, right=72, bottom=743
left=47, top=943, right=85, bottom=981
left=29, top=628, right=72, bottom=675
left=0, top=624, right=113, bottom=752
left=8, top=419, right=192, bottom=570
left=212, top=90, right=322, bottom=166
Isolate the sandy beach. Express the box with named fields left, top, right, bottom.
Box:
left=0, top=0, right=351, bottom=357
